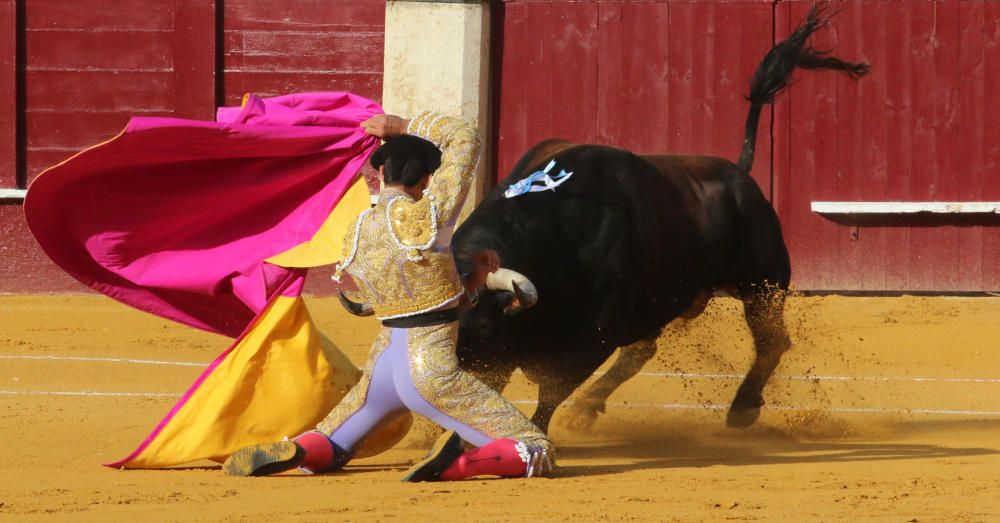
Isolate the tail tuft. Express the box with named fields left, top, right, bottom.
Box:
left=737, top=3, right=870, bottom=172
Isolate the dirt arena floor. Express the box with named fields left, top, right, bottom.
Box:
left=2, top=293, right=1000, bottom=522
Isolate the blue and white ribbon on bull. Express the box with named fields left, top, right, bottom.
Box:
left=503, top=159, right=574, bottom=199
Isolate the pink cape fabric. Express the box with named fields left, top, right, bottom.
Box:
left=25, top=92, right=382, bottom=337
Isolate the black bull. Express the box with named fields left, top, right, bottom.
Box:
left=448, top=6, right=869, bottom=433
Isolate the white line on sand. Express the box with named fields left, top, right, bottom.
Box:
left=620, top=371, right=1000, bottom=384
left=0, top=354, right=204, bottom=367
left=1, top=389, right=999, bottom=417
left=0, top=390, right=180, bottom=397
left=508, top=400, right=1000, bottom=417
left=5, top=354, right=1000, bottom=385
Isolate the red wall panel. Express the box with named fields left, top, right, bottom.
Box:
left=773, top=0, right=1000, bottom=291
left=2, top=0, right=385, bottom=293
left=2, top=0, right=217, bottom=293
left=222, top=0, right=384, bottom=106
left=24, top=0, right=216, bottom=183
left=497, top=0, right=1000, bottom=291
left=495, top=0, right=774, bottom=190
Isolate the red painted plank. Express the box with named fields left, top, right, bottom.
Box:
left=857, top=2, right=890, bottom=291
left=930, top=2, right=961, bottom=291
left=224, top=31, right=383, bottom=73
left=776, top=1, right=840, bottom=290
left=665, top=3, right=697, bottom=155
left=28, top=0, right=175, bottom=31
left=907, top=3, right=944, bottom=290
left=494, top=2, right=529, bottom=180
left=26, top=71, right=175, bottom=112
left=832, top=3, right=865, bottom=291
left=26, top=31, right=173, bottom=70
left=956, top=1, right=986, bottom=291
left=171, top=0, right=216, bottom=121
left=983, top=2, right=1000, bottom=291
left=224, top=0, right=384, bottom=31
left=25, top=111, right=135, bottom=150
left=712, top=3, right=774, bottom=192
left=0, top=0, right=15, bottom=188
left=494, top=1, right=601, bottom=180
left=546, top=3, right=600, bottom=145
left=881, top=2, right=915, bottom=290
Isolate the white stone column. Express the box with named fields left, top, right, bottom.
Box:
left=381, top=0, right=492, bottom=221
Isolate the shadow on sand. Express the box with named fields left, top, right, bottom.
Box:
left=551, top=417, right=1000, bottom=478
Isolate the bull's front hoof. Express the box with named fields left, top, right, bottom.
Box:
left=725, top=406, right=761, bottom=429
left=560, top=400, right=605, bottom=431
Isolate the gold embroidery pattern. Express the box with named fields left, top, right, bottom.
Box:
left=387, top=195, right=435, bottom=256
left=342, top=192, right=464, bottom=319
left=406, top=323, right=552, bottom=452
left=315, top=327, right=393, bottom=435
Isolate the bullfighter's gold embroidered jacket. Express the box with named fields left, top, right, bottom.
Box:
left=334, top=111, right=479, bottom=319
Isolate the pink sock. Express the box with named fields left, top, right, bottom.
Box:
left=439, top=438, right=527, bottom=481
left=294, top=432, right=335, bottom=472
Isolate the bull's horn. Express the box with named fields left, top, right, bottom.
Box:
left=486, top=268, right=539, bottom=308
left=338, top=290, right=374, bottom=317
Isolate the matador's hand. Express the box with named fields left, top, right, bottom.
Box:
left=361, top=114, right=410, bottom=139
left=465, top=249, right=500, bottom=291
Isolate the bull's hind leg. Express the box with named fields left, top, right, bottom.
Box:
left=561, top=338, right=657, bottom=430
left=727, top=289, right=792, bottom=428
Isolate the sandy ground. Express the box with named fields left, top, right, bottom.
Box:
left=2, top=294, right=999, bottom=522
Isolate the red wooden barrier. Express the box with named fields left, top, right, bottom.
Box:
left=222, top=0, right=384, bottom=106
left=4, top=0, right=998, bottom=292
left=495, top=0, right=1000, bottom=291
left=494, top=0, right=775, bottom=192
left=1, top=0, right=384, bottom=293
left=773, top=0, right=1000, bottom=291
left=24, top=0, right=215, bottom=184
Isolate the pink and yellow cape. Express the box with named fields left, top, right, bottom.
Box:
left=24, top=92, right=411, bottom=468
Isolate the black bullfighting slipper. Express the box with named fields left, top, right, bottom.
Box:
left=223, top=440, right=305, bottom=477
left=400, top=430, right=464, bottom=482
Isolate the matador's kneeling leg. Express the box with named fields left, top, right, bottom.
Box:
left=402, top=431, right=553, bottom=482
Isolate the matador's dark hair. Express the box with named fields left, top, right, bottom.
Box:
left=370, top=135, right=443, bottom=188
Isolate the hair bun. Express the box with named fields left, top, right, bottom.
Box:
left=372, top=135, right=443, bottom=188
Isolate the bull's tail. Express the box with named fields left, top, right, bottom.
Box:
left=736, top=3, right=870, bottom=173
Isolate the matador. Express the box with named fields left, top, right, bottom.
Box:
left=223, top=111, right=554, bottom=481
